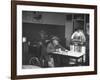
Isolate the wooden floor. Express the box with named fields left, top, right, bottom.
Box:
left=22, top=65, right=41, bottom=69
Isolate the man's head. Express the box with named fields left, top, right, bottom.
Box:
left=39, top=30, right=46, bottom=39
left=51, top=36, right=59, bottom=45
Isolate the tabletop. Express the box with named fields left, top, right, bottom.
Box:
left=52, top=50, right=85, bottom=58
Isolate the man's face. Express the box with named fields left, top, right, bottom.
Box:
left=40, top=33, right=45, bottom=38
left=53, top=40, right=59, bottom=45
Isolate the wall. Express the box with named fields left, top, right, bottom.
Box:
left=22, top=11, right=70, bottom=47
left=22, top=23, right=65, bottom=43
left=42, top=12, right=66, bottom=25
left=65, top=21, right=73, bottom=47
left=23, top=11, right=66, bottom=25
left=0, top=0, right=100, bottom=80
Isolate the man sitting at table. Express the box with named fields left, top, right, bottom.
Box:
left=47, top=36, right=66, bottom=53
left=46, top=36, right=67, bottom=67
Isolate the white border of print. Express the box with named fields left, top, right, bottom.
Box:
left=17, top=5, right=94, bottom=75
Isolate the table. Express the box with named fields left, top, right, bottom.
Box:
left=49, top=51, right=85, bottom=66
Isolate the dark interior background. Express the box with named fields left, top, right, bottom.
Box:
left=22, top=23, right=66, bottom=65
left=22, top=23, right=66, bottom=47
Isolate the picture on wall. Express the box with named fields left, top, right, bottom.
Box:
left=11, top=1, right=97, bottom=79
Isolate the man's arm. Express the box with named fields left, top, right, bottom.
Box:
left=47, top=43, right=55, bottom=53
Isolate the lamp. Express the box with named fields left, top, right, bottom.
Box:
left=71, top=30, right=86, bottom=44
left=70, top=30, right=86, bottom=52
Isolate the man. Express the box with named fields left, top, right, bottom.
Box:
left=47, top=36, right=66, bottom=67
left=47, top=36, right=66, bottom=53
left=38, top=30, right=49, bottom=67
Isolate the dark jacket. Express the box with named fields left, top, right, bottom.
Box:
left=47, top=42, right=65, bottom=53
